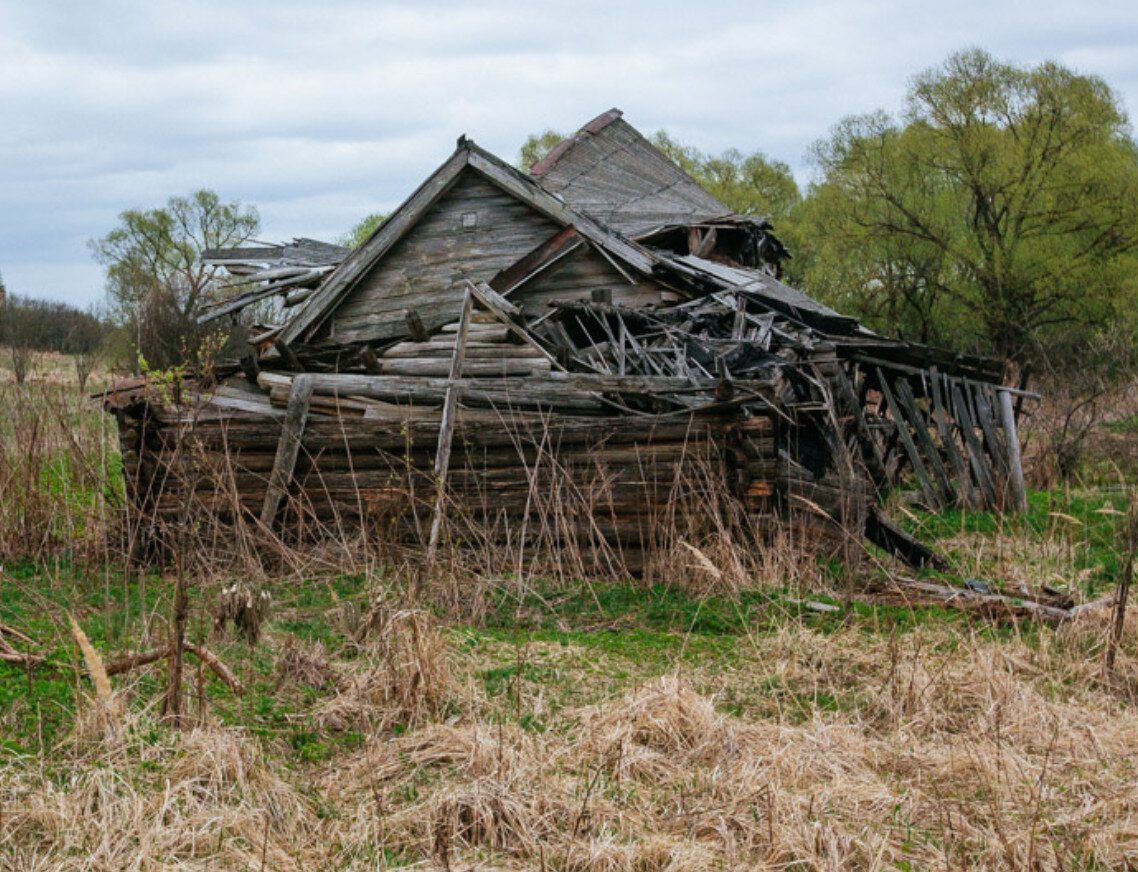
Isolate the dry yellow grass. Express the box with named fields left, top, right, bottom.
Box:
left=4, top=599, right=1138, bottom=871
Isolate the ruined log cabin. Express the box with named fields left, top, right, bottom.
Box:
left=103, top=109, right=1032, bottom=570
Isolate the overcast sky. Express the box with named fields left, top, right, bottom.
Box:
left=2, top=0, right=1137, bottom=308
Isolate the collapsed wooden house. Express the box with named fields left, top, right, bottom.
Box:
left=104, top=109, right=1030, bottom=570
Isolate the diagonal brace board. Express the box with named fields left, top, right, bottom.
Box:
left=261, top=374, right=315, bottom=526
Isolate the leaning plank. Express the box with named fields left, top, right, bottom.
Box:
left=468, top=281, right=561, bottom=369
left=876, top=369, right=940, bottom=508
left=832, top=367, right=888, bottom=487
left=261, top=374, right=315, bottom=526
left=894, top=377, right=956, bottom=506
left=865, top=509, right=949, bottom=571
left=969, top=380, right=1009, bottom=476
left=427, top=288, right=473, bottom=560
left=950, top=381, right=998, bottom=507
left=930, top=368, right=979, bottom=509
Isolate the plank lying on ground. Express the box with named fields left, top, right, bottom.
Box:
left=886, top=578, right=1072, bottom=625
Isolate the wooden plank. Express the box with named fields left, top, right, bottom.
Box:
left=470, top=282, right=520, bottom=317
left=894, top=377, right=956, bottom=506
left=865, top=509, right=949, bottom=570
left=930, top=368, right=979, bottom=509
left=260, top=375, right=315, bottom=526
left=950, top=381, right=998, bottom=507
left=972, top=382, right=1009, bottom=476
left=429, top=289, right=472, bottom=560
left=377, top=359, right=548, bottom=378
left=998, top=388, right=1027, bottom=513
left=832, top=367, right=888, bottom=488
left=488, top=226, right=582, bottom=294
left=876, top=369, right=940, bottom=508
left=468, top=281, right=561, bottom=369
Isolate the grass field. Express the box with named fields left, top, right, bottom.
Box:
left=1, top=358, right=1137, bottom=870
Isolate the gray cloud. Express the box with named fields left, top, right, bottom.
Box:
left=1, top=0, right=1136, bottom=306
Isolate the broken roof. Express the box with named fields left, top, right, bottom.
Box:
left=530, top=108, right=735, bottom=236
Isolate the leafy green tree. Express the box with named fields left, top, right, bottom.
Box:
left=650, top=132, right=801, bottom=220
left=797, top=49, right=1138, bottom=364
left=90, top=190, right=259, bottom=370
left=517, top=130, right=568, bottom=172
left=338, top=212, right=387, bottom=249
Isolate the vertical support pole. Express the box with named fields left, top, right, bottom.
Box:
left=261, top=374, right=314, bottom=527
left=426, top=289, right=473, bottom=562
left=998, top=388, right=1027, bottom=513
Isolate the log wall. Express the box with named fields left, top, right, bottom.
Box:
left=114, top=376, right=787, bottom=566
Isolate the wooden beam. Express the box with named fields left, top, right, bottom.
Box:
left=832, top=367, right=888, bottom=488
left=877, top=369, right=940, bottom=508
left=930, top=368, right=979, bottom=509
left=950, top=381, right=998, bottom=507
left=998, top=388, right=1027, bottom=513
left=427, top=289, right=473, bottom=560
left=894, top=377, right=956, bottom=506
left=467, top=281, right=560, bottom=369
left=260, top=374, right=315, bottom=527
left=488, top=226, right=582, bottom=295
left=865, top=509, right=949, bottom=571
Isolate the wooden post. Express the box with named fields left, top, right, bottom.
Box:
left=275, top=339, right=304, bottom=372
left=359, top=345, right=383, bottom=375
left=260, top=374, right=315, bottom=527
left=997, top=388, right=1027, bottom=513
left=426, top=289, right=473, bottom=561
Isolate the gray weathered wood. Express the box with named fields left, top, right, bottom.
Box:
left=428, top=290, right=473, bottom=559
left=877, top=369, right=939, bottom=508
left=950, top=381, right=998, bottom=507
left=972, top=382, right=1009, bottom=476
left=404, top=310, right=429, bottom=342
left=929, top=369, right=978, bottom=509
left=832, top=367, right=887, bottom=487
left=998, top=388, right=1027, bottom=513
left=894, top=377, right=956, bottom=506
left=260, top=374, right=315, bottom=526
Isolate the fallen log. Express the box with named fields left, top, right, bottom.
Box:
left=102, top=643, right=246, bottom=694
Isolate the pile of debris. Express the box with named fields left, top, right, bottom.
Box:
left=102, top=108, right=1033, bottom=577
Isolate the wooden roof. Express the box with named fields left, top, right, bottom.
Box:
left=530, top=109, right=734, bottom=236
left=278, top=137, right=660, bottom=347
